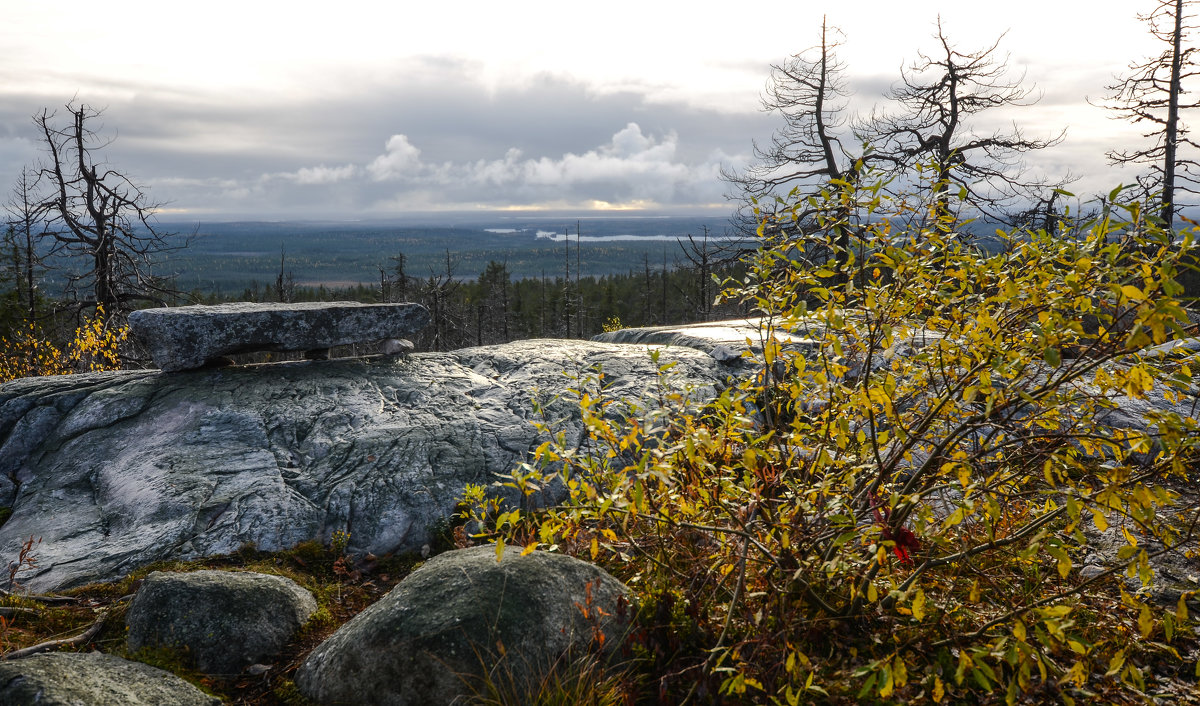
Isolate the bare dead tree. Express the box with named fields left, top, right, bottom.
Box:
left=32, top=103, right=185, bottom=319
left=417, top=250, right=461, bottom=351
left=274, top=245, right=296, bottom=303
left=725, top=18, right=864, bottom=205
left=379, top=252, right=411, bottom=304
left=722, top=17, right=874, bottom=283
left=4, top=168, right=54, bottom=322
left=675, top=225, right=746, bottom=320
left=1098, top=0, right=1198, bottom=227
left=477, top=259, right=511, bottom=344
left=865, top=19, right=1066, bottom=232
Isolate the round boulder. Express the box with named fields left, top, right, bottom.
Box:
left=295, top=545, right=635, bottom=705
left=125, top=569, right=317, bottom=675
left=0, top=651, right=220, bottom=705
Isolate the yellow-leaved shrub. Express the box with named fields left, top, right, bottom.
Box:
left=0, top=306, right=127, bottom=383
left=464, top=178, right=1200, bottom=703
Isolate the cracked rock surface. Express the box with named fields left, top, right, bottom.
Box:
left=0, top=340, right=724, bottom=591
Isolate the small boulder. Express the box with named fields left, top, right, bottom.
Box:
left=125, top=569, right=317, bottom=675
left=295, top=545, right=635, bottom=705
left=0, top=651, right=220, bottom=705
left=380, top=337, right=415, bottom=355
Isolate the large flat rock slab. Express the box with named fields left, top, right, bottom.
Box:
left=128, top=301, right=430, bottom=371
left=0, top=340, right=724, bottom=590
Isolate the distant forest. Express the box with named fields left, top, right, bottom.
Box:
left=195, top=227, right=751, bottom=351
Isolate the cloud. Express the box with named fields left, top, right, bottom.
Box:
left=367, top=135, right=423, bottom=181
left=343, top=122, right=740, bottom=210
left=282, top=164, right=359, bottom=185
left=0, top=62, right=770, bottom=217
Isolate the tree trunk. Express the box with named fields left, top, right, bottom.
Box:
left=1163, top=0, right=1184, bottom=227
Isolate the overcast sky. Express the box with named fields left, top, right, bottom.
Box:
left=0, top=0, right=1173, bottom=220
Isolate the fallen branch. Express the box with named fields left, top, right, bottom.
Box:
left=1, top=594, right=131, bottom=661
left=0, top=588, right=77, bottom=605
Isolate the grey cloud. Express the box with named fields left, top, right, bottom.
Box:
left=0, top=58, right=773, bottom=216
left=2, top=51, right=1135, bottom=219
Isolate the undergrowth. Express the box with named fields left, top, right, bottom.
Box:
left=0, top=305, right=126, bottom=383
left=0, top=541, right=422, bottom=704
left=464, top=179, right=1200, bottom=704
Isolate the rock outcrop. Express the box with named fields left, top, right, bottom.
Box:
left=295, top=545, right=634, bottom=706
left=0, top=339, right=724, bottom=590
left=125, top=569, right=317, bottom=675
left=128, top=301, right=431, bottom=371
left=592, top=317, right=818, bottom=364
left=0, top=651, right=220, bottom=705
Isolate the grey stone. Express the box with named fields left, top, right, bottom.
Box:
left=380, top=338, right=414, bottom=355
left=0, top=651, right=220, bottom=705
left=0, top=339, right=724, bottom=590
left=708, top=344, right=744, bottom=363
left=295, top=545, right=635, bottom=706
left=128, top=301, right=430, bottom=372
left=125, top=569, right=317, bottom=675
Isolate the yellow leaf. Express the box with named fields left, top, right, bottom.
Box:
left=893, top=656, right=908, bottom=686
left=1106, top=649, right=1127, bottom=676
left=912, top=589, right=927, bottom=621
left=932, top=675, right=945, bottom=703
left=1121, top=284, right=1145, bottom=301
left=521, top=542, right=537, bottom=557
left=943, top=506, right=966, bottom=529
left=1064, top=661, right=1087, bottom=686
left=878, top=666, right=894, bottom=698
left=1139, top=603, right=1154, bottom=639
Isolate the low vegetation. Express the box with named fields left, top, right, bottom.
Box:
left=0, top=305, right=125, bottom=384
left=466, top=179, right=1200, bottom=703
left=0, top=541, right=419, bottom=705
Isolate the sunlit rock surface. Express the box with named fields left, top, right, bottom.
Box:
left=0, top=340, right=723, bottom=590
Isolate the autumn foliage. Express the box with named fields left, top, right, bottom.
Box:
left=0, top=306, right=127, bottom=383
left=466, top=180, right=1200, bottom=703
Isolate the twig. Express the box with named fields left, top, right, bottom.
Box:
left=930, top=543, right=1181, bottom=649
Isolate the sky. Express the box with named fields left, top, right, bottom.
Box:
left=0, top=0, right=1175, bottom=220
